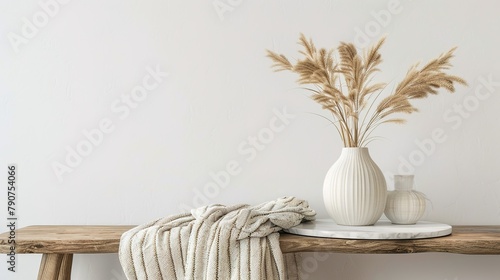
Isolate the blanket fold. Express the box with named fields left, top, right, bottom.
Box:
left=119, top=196, right=315, bottom=280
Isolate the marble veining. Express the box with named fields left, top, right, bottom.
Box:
left=284, top=219, right=452, bottom=240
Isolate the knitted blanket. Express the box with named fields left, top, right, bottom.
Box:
left=119, top=197, right=316, bottom=280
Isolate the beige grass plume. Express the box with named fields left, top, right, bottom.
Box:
left=267, top=34, right=467, bottom=147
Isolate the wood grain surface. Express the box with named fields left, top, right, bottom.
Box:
left=0, top=225, right=134, bottom=254
left=280, top=226, right=500, bottom=254
left=1, top=225, right=500, bottom=255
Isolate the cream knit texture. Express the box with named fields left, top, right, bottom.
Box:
left=119, top=197, right=316, bottom=280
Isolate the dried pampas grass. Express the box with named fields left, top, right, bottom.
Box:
left=267, top=34, right=467, bottom=147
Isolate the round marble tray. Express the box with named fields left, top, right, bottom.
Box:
left=283, top=219, right=452, bottom=240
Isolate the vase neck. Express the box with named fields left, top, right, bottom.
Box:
left=340, top=147, right=369, bottom=155
left=394, top=175, right=414, bottom=191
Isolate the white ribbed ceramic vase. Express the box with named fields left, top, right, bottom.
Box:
left=323, top=147, right=387, bottom=226
left=384, top=175, right=426, bottom=225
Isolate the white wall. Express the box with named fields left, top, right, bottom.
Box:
left=1, top=0, right=500, bottom=279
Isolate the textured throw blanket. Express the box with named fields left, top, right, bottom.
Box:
left=119, top=197, right=316, bottom=280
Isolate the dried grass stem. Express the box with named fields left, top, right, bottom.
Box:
left=267, top=34, right=467, bottom=147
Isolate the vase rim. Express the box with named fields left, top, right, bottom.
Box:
left=394, top=174, right=414, bottom=177
left=341, top=147, right=368, bottom=150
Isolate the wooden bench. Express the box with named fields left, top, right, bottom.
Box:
left=1, top=225, right=500, bottom=280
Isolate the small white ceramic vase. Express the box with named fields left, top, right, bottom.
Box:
left=323, top=147, right=387, bottom=226
left=384, top=175, right=426, bottom=225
